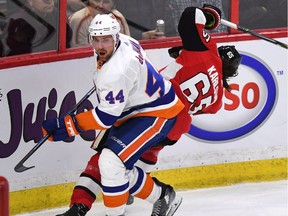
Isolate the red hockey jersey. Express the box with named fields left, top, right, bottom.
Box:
left=160, top=7, right=223, bottom=140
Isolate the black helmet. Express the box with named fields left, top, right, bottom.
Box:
left=218, top=45, right=242, bottom=90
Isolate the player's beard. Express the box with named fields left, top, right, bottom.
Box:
left=96, top=49, right=113, bottom=62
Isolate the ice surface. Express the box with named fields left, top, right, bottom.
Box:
left=16, top=180, right=288, bottom=216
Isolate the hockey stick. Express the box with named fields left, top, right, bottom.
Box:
left=221, top=19, right=288, bottom=49
left=14, top=86, right=96, bottom=173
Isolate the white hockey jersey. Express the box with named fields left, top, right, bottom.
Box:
left=76, top=33, right=184, bottom=131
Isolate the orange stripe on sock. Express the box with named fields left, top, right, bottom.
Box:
left=119, top=118, right=166, bottom=162
left=103, top=191, right=129, bottom=208
left=135, top=174, right=154, bottom=199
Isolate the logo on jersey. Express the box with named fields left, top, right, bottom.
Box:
left=188, top=53, right=277, bottom=141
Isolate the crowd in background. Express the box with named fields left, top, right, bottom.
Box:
left=0, top=0, right=287, bottom=57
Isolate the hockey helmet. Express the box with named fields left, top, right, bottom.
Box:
left=218, top=45, right=242, bottom=90
left=89, top=13, right=120, bottom=45
left=218, top=45, right=242, bottom=72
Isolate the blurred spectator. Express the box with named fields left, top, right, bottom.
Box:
left=5, top=17, right=36, bottom=55
left=0, top=0, right=6, bottom=33
left=114, top=0, right=177, bottom=40
left=166, top=0, right=228, bottom=34
left=0, top=0, right=6, bottom=56
left=68, top=0, right=130, bottom=47
left=2, top=0, right=72, bottom=56
left=239, top=0, right=287, bottom=29
left=67, top=0, right=86, bottom=18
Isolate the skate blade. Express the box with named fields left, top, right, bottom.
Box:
left=166, top=196, right=183, bottom=216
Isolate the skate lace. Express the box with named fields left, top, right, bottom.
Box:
left=151, top=199, right=162, bottom=216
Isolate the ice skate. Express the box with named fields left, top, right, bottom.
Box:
left=56, top=203, right=89, bottom=216
left=151, top=177, right=182, bottom=216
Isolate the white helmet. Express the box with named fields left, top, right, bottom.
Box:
left=89, top=13, right=120, bottom=45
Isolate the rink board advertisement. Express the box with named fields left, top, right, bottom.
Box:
left=0, top=38, right=287, bottom=192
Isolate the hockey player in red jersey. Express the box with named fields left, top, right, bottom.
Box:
left=50, top=5, right=241, bottom=216
left=159, top=5, right=241, bottom=143
left=137, top=4, right=242, bottom=172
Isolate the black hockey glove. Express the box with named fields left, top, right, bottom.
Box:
left=202, top=4, right=222, bottom=30
left=168, top=46, right=183, bottom=59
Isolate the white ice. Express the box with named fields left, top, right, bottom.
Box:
left=16, top=180, right=288, bottom=216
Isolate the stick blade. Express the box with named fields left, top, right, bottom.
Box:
left=14, top=164, right=35, bottom=173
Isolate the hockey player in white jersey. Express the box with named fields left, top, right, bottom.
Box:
left=42, top=13, right=184, bottom=216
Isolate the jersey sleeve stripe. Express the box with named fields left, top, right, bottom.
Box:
left=114, top=96, right=184, bottom=126
left=119, top=86, right=184, bottom=119
left=76, top=109, right=109, bottom=131
left=95, top=107, right=119, bottom=126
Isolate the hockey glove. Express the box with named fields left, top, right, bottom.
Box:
left=42, top=114, right=83, bottom=141
left=202, top=4, right=222, bottom=30
left=168, top=46, right=183, bottom=59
